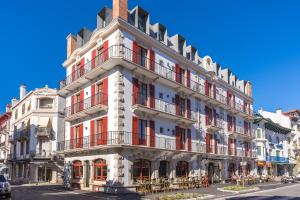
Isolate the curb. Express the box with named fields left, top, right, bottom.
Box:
left=217, top=187, right=259, bottom=194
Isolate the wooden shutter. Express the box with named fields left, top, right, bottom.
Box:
left=186, top=99, right=191, bottom=119
left=187, top=129, right=191, bottom=151
left=91, top=49, right=97, bottom=69
left=149, top=49, right=155, bottom=71
left=101, top=116, right=108, bottom=145
left=149, top=120, right=155, bottom=147
left=213, top=109, right=217, bottom=126
left=233, top=116, right=236, bottom=132
left=175, top=95, right=180, bottom=115
left=227, top=114, right=231, bottom=132
left=234, top=139, right=237, bottom=155
left=206, top=132, right=210, bottom=153
left=70, top=127, right=74, bottom=149
left=205, top=80, right=209, bottom=96
left=103, top=78, right=108, bottom=105
left=91, top=84, right=95, bottom=107
left=186, top=70, right=190, bottom=88
left=132, top=41, right=139, bottom=64
left=233, top=95, right=236, bottom=108
left=71, top=65, right=75, bottom=82
left=90, top=120, right=95, bottom=147
left=205, top=106, right=209, bottom=125
left=80, top=58, right=85, bottom=77
left=71, top=95, right=75, bottom=115
left=80, top=90, right=84, bottom=111
left=132, top=78, right=139, bottom=105
left=215, top=134, right=218, bottom=154
left=103, top=40, right=109, bottom=61
left=132, top=116, right=139, bottom=145
left=213, top=83, right=216, bottom=99
left=175, top=64, right=181, bottom=83
left=149, top=84, right=155, bottom=109
left=228, top=138, right=231, bottom=155
left=175, top=126, right=180, bottom=150
left=244, top=121, right=247, bottom=135
left=79, top=124, right=83, bottom=148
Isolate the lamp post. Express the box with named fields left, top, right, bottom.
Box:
left=239, top=141, right=245, bottom=187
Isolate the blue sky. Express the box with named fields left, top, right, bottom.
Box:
left=0, top=0, right=299, bottom=113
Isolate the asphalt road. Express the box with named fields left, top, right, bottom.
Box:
left=5, top=182, right=300, bottom=200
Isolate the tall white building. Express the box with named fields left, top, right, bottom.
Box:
left=8, top=85, right=65, bottom=183
left=0, top=104, right=11, bottom=169
left=254, top=109, right=294, bottom=176
left=57, top=0, right=255, bottom=192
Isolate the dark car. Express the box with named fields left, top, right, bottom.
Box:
left=281, top=176, right=295, bottom=184
left=0, top=175, right=11, bottom=198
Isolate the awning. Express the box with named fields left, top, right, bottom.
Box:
left=257, top=161, right=266, bottom=167
left=38, top=117, right=52, bottom=128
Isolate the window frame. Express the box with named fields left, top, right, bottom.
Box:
left=93, top=159, right=107, bottom=181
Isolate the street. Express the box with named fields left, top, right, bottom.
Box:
left=3, top=183, right=299, bottom=200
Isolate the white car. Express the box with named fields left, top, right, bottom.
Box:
left=0, top=175, right=11, bottom=198
left=296, top=173, right=300, bottom=181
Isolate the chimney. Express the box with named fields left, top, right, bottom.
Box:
left=245, top=81, right=252, bottom=97
left=5, top=104, right=11, bottom=113
left=20, top=84, right=27, bottom=100
left=276, top=108, right=282, bottom=115
left=66, top=34, right=77, bottom=58
left=11, top=98, right=18, bottom=107
left=113, top=0, right=128, bottom=21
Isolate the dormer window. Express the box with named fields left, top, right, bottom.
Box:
left=178, top=40, right=184, bottom=55
left=158, top=27, right=165, bottom=42
left=138, top=14, right=147, bottom=33
left=39, top=98, right=53, bottom=109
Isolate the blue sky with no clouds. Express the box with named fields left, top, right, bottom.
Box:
left=0, top=0, right=299, bottom=113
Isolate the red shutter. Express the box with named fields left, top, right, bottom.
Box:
left=244, top=121, right=247, bottom=135
left=103, top=40, right=109, bottom=61
left=186, top=70, right=190, bottom=88
left=91, top=84, right=95, bottom=107
left=205, top=106, right=209, bottom=125
left=234, top=139, right=237, bottom=155
left=101, top=116, right=108, bottom=145
left=70, top=127, right=74, bottom=149
left=91, top=49, right=97, bottom=69
left=133, top=41, right=139, bottom=64
left=233, top=116, right=236, bottom=132
left=227, top=114, right=231, bottom=132
left=175, top=126, right=180, bottom=150
left=243, top=101, right=246, bottom=113
left=90, top=120, right=95, bottom=147
left=186, top=99, right=191, bottom=119
left=149, top=120, right=155, bottom=147
left=80, top=58, right=85, bottom=77
left=103, top=78, right=108, bottom=105
left=175, top=64, right=181, bottom=83
left=79, top=124, right=83, bottom=148
left=80, top=90, right=84, bottom=111
left=206, top=133, right=210, bottom=153
left=149, top=49, right=155, bottom=71
left=205, top=80, right=209, bottom=96
left=213, top=109, right=217, bottom=126
left=71, top=96, right=75, bottom=115
left=215, top=134, right=218, bottom=154
left=132, top=116, right=139, bottom=145
left=175, top=95, right=180, bottom=115
left=213, top=83, right=216, bottom=99
left=228, top=138, right=231, bottom=155
left=71, top=65, right=76, bottom=82
left=149, top=84, right=155, bottom=109
left=132, top=78, right=139, bottom=105
left=187, top=129, right=191, bottom=151
left=233, top=95, right=236, bottom=108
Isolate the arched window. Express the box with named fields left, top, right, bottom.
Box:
left=133, top=159, right=151, bottom=181
left=94, top=159, right=107, bottom=181
left=176, top=161, right=189, bottom=177
left=72, top=160, right=83, bottom=179
left=276, top=136, right=280, bottom=144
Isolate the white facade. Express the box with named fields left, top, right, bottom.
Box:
left=58, top=0, right=255, bottom=192
left=8, top=85, right=65, bottom=183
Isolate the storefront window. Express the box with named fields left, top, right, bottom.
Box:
left=133, top=159, right=151, bottom=181
left=72, top=160, right=83, bottom=179
left=176, top=161, right=188, bottom=177
left=94, top=159, right=107, bottom=181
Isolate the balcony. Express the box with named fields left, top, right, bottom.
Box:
left=57, top=131, right=207, bottom=154
left=36, top=127, right=52, bottom=138
left=30, top=150, right=53, bottom=159
left=132, top=93, right=196, bottom=125
left=206, top=118, right=223, bottom=132
left=266, top=156, right=289, bottom=163
left=65, top=92, right=108, bottom=121
left=205, top=144, right=227, bottom=157
left=228, top=127, right=254, bottom=140
left=58, top=45, right=253, bottom=118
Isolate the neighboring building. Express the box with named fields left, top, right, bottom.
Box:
left=8, top=85, right=65, bottom=183
left=283, top=110, right=300, bottom=174
left=0, top=104, right=11, bottom=171
left=57, top=0, right=255, bottom=192
left=254, top=109, right=294, bottom=176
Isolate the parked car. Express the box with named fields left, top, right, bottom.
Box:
left=0, top=175, right=11, bottom=198
left=295, top=173, right=300, bottom=181
left=281, top=176, right=296, bottom=184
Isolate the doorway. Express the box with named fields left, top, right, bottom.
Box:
left=159, top=161, right=169, bottom=178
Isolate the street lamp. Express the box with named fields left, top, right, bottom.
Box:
left=239, top=141, right=246, bottom=187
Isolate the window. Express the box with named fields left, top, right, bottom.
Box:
left=95, top=119, right=104, bottom=145
left=94, top=159, right=107, bottom=181
left=138, top=14, right=147, bottom=33
left=138, top=46, right=147, bottom=67
left=287, top=137, right=291, bottom=143
left=22, top=104, right=25, bottom=114
left=139, top=83, right=148, bottom=106
left=96, top=82, right=104, bottom=104
left=256, top=129, right=262, bottom=138
left=74, top=126, right=80, bottom=147
left=276, top=136, right=280, bottom=144
left=160, top=127, right=164, bottom=134
left=179, top=98, right=186, bottom=117
left=268, top=135, right=272, bottom=143
left=39, top=98, right=53, bottom=109
left=138, top=119, right=147, bottom=145
left=26, top=140, right=30, bottom=154
left=159, top=92, right=163, bottom=99
left=178, top=40, right=184, bottom=55
left=133, top=159, right=151, bottom=181
left=74, top=94, right=81, bottom=113
left=20, top=142, right=24, bottom=156
left=27, top=101, right=31, bottom=111
left=15, top=110, right=18, bottom=120
left=176, top=161, right=188, bottom=177
left=158, top=28, right=165, bottom=42
left=72, top=161, right=83, bottom=179
left=257, top=146, right=262, bottom=156
left=179, top=128, right=186, bottom=150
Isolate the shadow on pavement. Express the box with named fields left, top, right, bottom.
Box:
left=227, top=196, right=300, bottom=200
